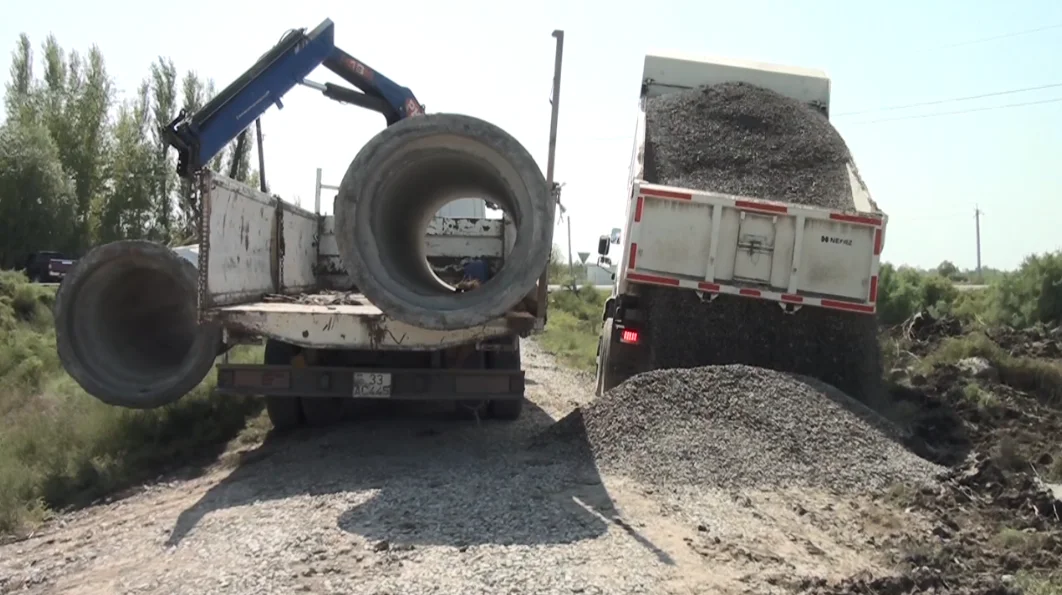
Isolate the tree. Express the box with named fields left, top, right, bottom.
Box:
left=0, top=118, right=76, bottom=268
left=937, top=260, right=960, bottom=281
left=149, top=57, right=177, bottom=243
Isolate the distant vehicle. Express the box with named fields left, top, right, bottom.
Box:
left=23, top=251, right=76, bottom=283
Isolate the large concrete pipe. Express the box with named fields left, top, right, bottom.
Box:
left=55, top=240, right=223, bottom=409
left=335, top=113, right=554, bottom=331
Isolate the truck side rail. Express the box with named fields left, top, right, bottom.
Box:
left=198, top=171, right=319, bottom=310
left=617, top=181, right=887, bottom=315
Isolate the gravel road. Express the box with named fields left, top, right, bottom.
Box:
left=0, top=341, right=928, bottom=595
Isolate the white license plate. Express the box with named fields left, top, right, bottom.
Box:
left=351, top=372, right=392, bottom=398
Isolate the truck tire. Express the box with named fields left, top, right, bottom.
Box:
left=333, top=113, right=553, bottom=331
left=263, top=340, right=303, bottom=431
left=487, top=341, right=524, bottom=421
left=596, top=319, right=626, bottom=396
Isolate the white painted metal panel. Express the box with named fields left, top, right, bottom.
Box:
left=642, top=51, right=831, bottom=113
left=216, top=301, right=527, bottom=350
left=629, top=191, right=878, bottom=301
left=279, top=201, right=318, bottom=294
left=636, top=199, right=713, bottom=278
left=203, top=173, right=277, bottom=307
left=800, top=219, right=875, bottom=300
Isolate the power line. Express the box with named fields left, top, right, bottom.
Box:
left=934, top=22, right=1062, bottom=49
left=834, top=81, right=1062, bottom=116
left=848, top=96, right=1062, bottom=125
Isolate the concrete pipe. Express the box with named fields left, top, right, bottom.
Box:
left=54, top=240, right=223, bottom=409
left=334, top=113, right=554, bottom=331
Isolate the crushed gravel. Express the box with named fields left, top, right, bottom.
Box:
left=547, top=364, right=941, bottom=493
left=640, top=81, right=885, bottom=403
left=643, top=82, right=863, bottom=211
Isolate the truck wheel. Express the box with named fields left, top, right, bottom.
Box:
left=487, top=341, right=524, bottom=421
left=596, top=319, right=625, bottom=396
left=264, top=340, right=303, bottom=431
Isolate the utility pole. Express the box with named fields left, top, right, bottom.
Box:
left=975, top=206, right=983, bottom=283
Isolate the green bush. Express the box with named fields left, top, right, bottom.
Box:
left=539, top=285, right=607, bottom=371
left=876, top=264, right=959, bottom=325
left=0, top=270, right=262, bottom=535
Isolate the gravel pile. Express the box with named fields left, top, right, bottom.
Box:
left=643, top=82, right=862, bottom=211
left=641, top=82, right=884, bottom=404
left=549, top=365, right=940, bottom=493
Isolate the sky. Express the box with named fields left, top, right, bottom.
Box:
left=2, top=0, right=1060, bottom=272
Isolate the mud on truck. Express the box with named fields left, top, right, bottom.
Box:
left=595, top=52, right=889, bottom=401
left=53, top=20, right=566, bottom=429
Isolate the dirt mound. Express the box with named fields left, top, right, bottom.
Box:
left=802, top=330, right=1062, bottom=594
left=641, top=82, right=883, bottom=404
left=989, top=324, right=1062, bottom=359
left=545, top=364, right=940, bottom=493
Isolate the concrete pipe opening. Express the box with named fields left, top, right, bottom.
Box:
left=335, top=113, right=554, bottom=330
left=55, top=240, right=223, bottom=409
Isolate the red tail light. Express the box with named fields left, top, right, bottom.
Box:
left=619, top=328, right=640, bottom=344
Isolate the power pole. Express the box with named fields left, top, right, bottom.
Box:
left=975, top=206, right=983, bottom=283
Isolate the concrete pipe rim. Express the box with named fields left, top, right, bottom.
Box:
left=334, top=113, right=553, bottom=331
left=54, top=240, right=222, bottom=409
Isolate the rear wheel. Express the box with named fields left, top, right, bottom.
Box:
left=263, top=340, right=303, bottom=431
left=596, top=319, right=626, bottom=396
left=488, top=340, right=524, bottom=421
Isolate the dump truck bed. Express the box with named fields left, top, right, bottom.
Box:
left=616, top=52, right=886, bottom=314
left=198, top=172, right=533, bottom=349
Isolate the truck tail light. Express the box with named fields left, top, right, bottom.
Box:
left=619, top=328, right=640, bottom=345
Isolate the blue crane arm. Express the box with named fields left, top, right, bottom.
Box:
left=161, top=18, right=424, bottom=178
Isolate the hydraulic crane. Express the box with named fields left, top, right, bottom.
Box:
left=162, top=18, right=424, bottom=178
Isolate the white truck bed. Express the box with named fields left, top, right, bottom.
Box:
left=615, top=52, right=886, bottom=314
left=198, top=172, right=531, bottom=349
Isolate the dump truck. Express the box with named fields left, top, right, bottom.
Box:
left=54, top=20, right=566, bottom=430
left=594, top=52, right=888, bottom=397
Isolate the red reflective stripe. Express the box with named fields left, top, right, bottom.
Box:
left=698, top=282, right=720, bottom=292
left=627, top=272, right=680, bottom=286
left=821, top=299, right=876, bottom=313
left=830, top=212, right=882, bottom=227
left=628, top=243, right=638, bottom=269
left=739, top=288, right=761, bottom=297
left=869, top=275, right=879, bottom=303
left=736, top=200, right=787, bottom=214
left=641, top=188, right=692, bottom=200
left=782, top=294, right=804, bottom=303
left=873, top=228, right=883, bottom=255
left=634, top=196, right=644, bottom=222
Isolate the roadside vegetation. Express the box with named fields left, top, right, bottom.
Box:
left=0, top=271, right=265, bottom=535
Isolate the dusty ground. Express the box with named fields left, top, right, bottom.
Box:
left=0, top=341, right=930, bottom=595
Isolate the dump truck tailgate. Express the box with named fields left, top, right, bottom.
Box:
left=618, top=180, right=886, bottom=314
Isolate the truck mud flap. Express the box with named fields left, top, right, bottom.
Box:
left=215, top=364, right=524, bottom=400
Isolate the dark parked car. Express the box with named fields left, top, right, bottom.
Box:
left=23, top=251, right=76, bottom=283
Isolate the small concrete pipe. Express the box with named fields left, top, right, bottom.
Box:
left=335, top=113, right=554, bottom=330
left=54, top=240, right=223, bottom=409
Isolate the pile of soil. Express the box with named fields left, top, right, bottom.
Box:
left=803, top=336, right=1062, bottom=593
left=546, top=364, right=940, bottom=493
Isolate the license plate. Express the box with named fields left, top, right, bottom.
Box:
left=351, top=372, right=392, bottom=398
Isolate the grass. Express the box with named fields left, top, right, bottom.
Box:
left=920, top=332, right=1062, bottom=405
left=539, top=285, right=608, bottom=371
left=1016, top=572, right=1062, bottom=595
left=0, top=270, right=264, bottom=536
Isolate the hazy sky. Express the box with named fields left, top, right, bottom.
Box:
left=3, top=0, right=1060, bottom=271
